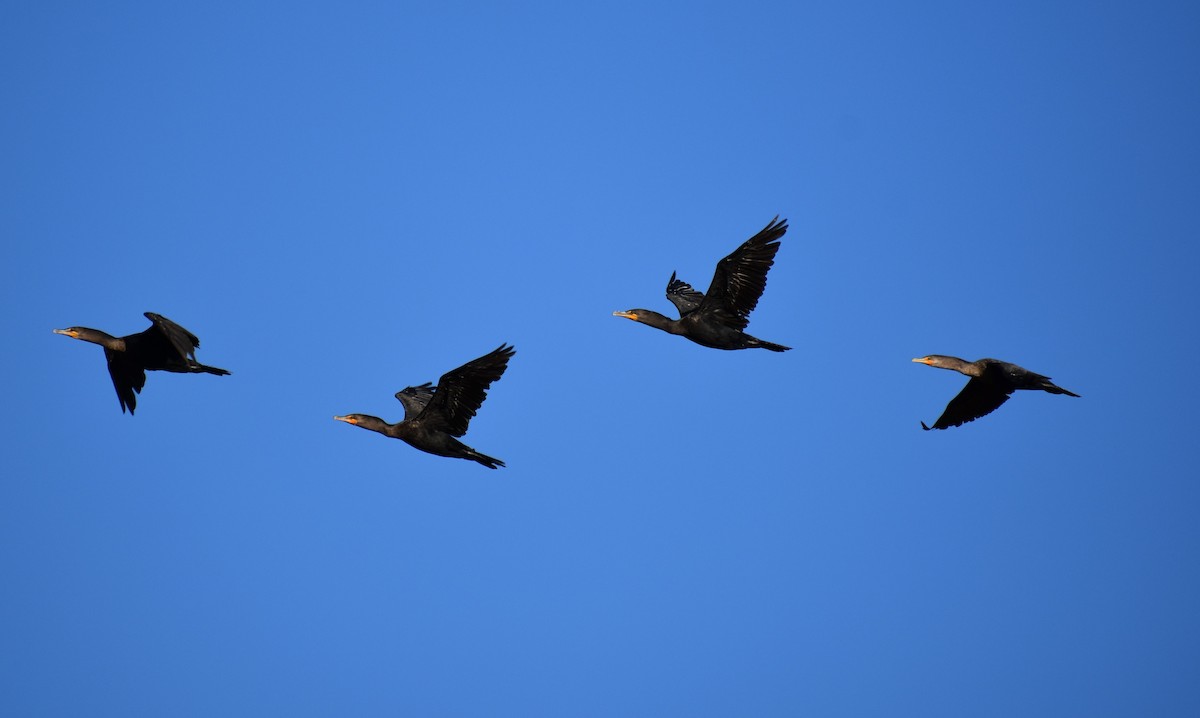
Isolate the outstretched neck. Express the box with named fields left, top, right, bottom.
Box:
left=932, top=355, right=982, bottom=377
left=625, top=309, right=684, bottom=335
left=56, top=327, right=125, bottom=351
left=336, top=414, right=396, bottom=436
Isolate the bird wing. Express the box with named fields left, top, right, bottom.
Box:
left=144, top=312, right=201, bottom=360
left=105, top=348, right=146, bottom=415
left=927, top=377, right=1013, bottom=430
left=394, top=382, right=436, bottom=421
left=418, top=344, right=515, bottom=436
left=665, top=272, right=705, bottom=317
left=698, top=216, right=787, bottom=331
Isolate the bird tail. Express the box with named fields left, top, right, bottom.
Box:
left=468, top=451, right=505, bottom=470
left=754, top=339, right=791, bottom=352
left=191, top=361, right=231, bottom=376
left=1041, top=381, right=1079, bottom=397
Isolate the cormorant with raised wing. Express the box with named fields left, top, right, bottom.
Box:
left=54, top=312, right=230, bottom=415
left=613, top=216, right=791, bottom=351
left=334, top=344, right=515, bottom=469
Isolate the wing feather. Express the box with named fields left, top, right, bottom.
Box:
left=698, top=216, right=787, bottom=331
left=665, top=272, right=704, bottom=317
left=144, top=312, right=201, bottom=360
left=394, top=382, right=436, bottom=421
left=419, top=345, right=515, bottom=436
left=926, top=377, right=1012, bottom=430
left=105, top=348, right=146, bottom=415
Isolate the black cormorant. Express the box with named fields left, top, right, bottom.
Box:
left=54, top=312, right=230, bottom=415
left=613, top=216, right=791, bottom=351
left=913, top=355, right=1080, bottom=430
left=334, top=344, right=515, bottom=469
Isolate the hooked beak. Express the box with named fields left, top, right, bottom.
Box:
left=333, top=415, right=359, bottom=425
left=53, top=328, right=80, bottom=338
left=613, top=311, right=637, bottom=320
left=912, top=357, right=933, bottom=365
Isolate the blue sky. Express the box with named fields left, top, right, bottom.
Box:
left=4, top=1, right=1200, bottom=715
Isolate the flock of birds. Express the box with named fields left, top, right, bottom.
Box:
left=54, top=216, right=1080, bottom=468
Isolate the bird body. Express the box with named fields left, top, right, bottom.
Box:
left=333, top=413, right=505, bottom=469
left=913, top=355, right=1079, bottom=430
left=612, top=307, right=789, bottom=351
left=614, top=216, right=791, bottom=352
left=334, top=344, right=515, bottom=469
left=54, top=312, right=230, bottom=414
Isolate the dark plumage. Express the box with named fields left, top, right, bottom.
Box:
left=53, top=312, right=230, bottom=415
left=334, top=344, right=515, bottom=469
left=913, top=355, right=1080, bottom=430
left=613, top=216, right=791, bottom=351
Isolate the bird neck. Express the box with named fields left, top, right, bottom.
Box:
left=352, top=415, right=394, bottom=435
left=631, top=310, right=683, bottom=334
left=936, top=356, right=982, bottom=377
left=75, top=328, right=126, bottom=351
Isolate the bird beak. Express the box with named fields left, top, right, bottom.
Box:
left=912, top=357, right=933, bottom=365
left=613, top=311, right=637, bottom=320
left=333, top=415, right=358, bottom=425
left=53, top=328, right=79, bottom=338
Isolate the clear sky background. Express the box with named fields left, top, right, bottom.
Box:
left=3, top=2, right=1200, bottom=715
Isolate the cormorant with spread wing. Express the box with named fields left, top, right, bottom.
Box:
left=334, top=344, right=515, bottom=469
left=53, top=312, right=230, bottom=415
left=613, top=216, right=791, bottom=351
left=913, top=355, right=1080, bottom=430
